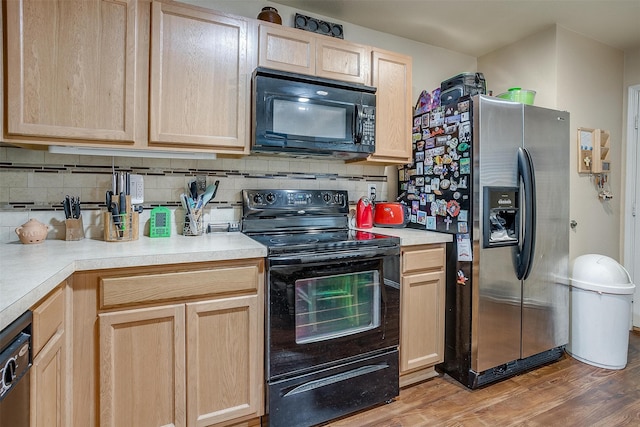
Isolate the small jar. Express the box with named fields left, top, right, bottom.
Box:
left=257, top=6, right=282, bottom=25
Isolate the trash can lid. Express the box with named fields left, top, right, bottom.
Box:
left=571, top=254, right=635, bottom=294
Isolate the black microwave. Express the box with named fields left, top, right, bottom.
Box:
left=252, top=67, right=376, bottom=159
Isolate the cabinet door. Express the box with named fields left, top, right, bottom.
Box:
left=369, top=49, right=413, bottom=163
left=30, top=284, right=68, bottom=427
left=5, top=0, right=137, bottom=143
left=400, top=270, right=445, bottom=372
left=99, top=305, right=186, bottom=427
left=149, top=2, right=251, bottom=152
left=316, top=38, right=371, bottom=85
left=30, top=330, right=66, bottom=427
left=258, top=24, right=315, bottom=74
left=186, top=295, right=263, bottom=426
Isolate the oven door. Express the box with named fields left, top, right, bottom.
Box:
left=266, top=246, right=399, bottom=380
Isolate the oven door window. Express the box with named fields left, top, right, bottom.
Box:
left=295, top=270, right=380, bottom=344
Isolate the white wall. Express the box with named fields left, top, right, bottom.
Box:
left=192, top=1, right=477, bottom=120
left=479, top=26, right=625, bottom=263
left=623, top=48, right=640, bottom=326
left=477, top=27, right=558, bottom=108
left=556, top=27, right=624, bottom=262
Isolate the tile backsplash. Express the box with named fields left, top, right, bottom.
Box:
left=0, top=144, right=391, bottom=243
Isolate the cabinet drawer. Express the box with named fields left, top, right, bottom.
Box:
left=100, top=261, right=262, bottom=309
left=402, top=245, right=445, bottom=274
left=32, top=284, right=65, bottom=356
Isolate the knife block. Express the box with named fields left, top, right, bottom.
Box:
left=65, top=216, right=85, bottom=241
left=103, top=196, right=139, bottom=242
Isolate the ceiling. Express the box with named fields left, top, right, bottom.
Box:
left=271, top=0, right=640, bottom=56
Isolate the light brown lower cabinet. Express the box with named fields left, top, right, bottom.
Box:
left=30, top=283, right=69, bottom=427
left=71, top=259, right=264, bottom=427
left=99, top=304, right=187, bottom=427
left=99, top=295, right=261, bottom=427
left=399, top=244, right=446, bottom=387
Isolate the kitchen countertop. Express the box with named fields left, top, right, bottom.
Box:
left=0, top=227, right=450, bottom=331
left=0, top=233, right=267, bottom=331
left=355, top=226, right=453, bottom=246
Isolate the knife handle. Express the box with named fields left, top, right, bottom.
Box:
left=63, top=196, right=71, bottom=219
left=110, top=203, right=121, bottom=230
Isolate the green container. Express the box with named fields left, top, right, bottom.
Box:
left=496, top=87, right=536, bottom=105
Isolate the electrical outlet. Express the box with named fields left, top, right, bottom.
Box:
left=130, top=174, right=144, bottom=204
left=367, top=183, right=377, bottom=201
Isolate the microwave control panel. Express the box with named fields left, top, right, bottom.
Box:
left=360, top=106, right=376, bottom=146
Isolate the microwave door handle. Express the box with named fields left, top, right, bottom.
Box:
left=354, top=104, right=363, bottom=144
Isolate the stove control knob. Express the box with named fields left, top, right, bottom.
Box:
left=333, top=193, right=342, bottom=203
left=322, top=193, right=332, bottom=203
left=265, top=193, right=276, bottom=204
left=253, top=194, right=264, bottom=204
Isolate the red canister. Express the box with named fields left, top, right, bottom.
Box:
left=356, top=197, right=373, bottom=228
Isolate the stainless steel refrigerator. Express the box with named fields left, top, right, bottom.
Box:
left=400, top=94, right=570, bottom=388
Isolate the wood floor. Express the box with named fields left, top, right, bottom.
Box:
left=327, top=331, right=640, bottom=426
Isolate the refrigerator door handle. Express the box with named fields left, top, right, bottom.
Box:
left=517, top=147, right=536, bottom=280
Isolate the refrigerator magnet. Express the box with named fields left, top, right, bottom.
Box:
left=444, top=216, right=453, bottom=230
left=456, top=270, right=468, bottom=285
left=447, top=200, right=460, bottom=216
left=457, top=234, right=473, bottom=261
left=460, top=158, right=471, bottom=174
left=426, top=216, right=436, bottom=230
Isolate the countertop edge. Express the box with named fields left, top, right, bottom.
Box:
left=1, top=229, right=450, bottom=331
left=0, top=234, right=268, bottom=330
left=353, top=227, right=453, bottom=245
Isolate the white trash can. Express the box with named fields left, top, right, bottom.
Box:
left=567, top=254, right=635, bottom=369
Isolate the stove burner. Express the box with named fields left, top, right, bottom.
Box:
left=270, top=235, right=320, bottom=245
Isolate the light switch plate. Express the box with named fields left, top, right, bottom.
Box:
left=130, top=174, right=144, bottom=204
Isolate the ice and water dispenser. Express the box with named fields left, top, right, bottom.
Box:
left=483, top=187, right=519, bottom=248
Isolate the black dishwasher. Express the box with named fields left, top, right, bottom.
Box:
left=0, top=311, right=32, bottom=427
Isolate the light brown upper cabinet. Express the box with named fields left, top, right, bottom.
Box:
left=3, top=0, right=255, bottom=154
left=366, top=49, right=413, bottom=164
left=4, top=0, right=139, bottom=144
left=149, top=2, right=254, bottom=153
left=258, top=23, right=371, bottom=85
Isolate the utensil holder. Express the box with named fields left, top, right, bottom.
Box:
left=183, top=208, right=203, bottom=236
left=103, top=196, right=139, bottom=242
left=65, top=216, right=85, bottom=241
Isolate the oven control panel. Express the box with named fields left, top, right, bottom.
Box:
left=242, top=189, right=349, bottom=211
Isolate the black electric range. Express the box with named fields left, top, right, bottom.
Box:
left=240, top=189, right=399, bottom=256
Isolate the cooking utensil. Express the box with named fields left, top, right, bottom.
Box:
left=72, top=197, right=81, bottom=219
left=189, top=181, right=198, bottom=200
left=63, top=196, right=72, bottom=219
left=201, top=180, right=219, bottom=207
